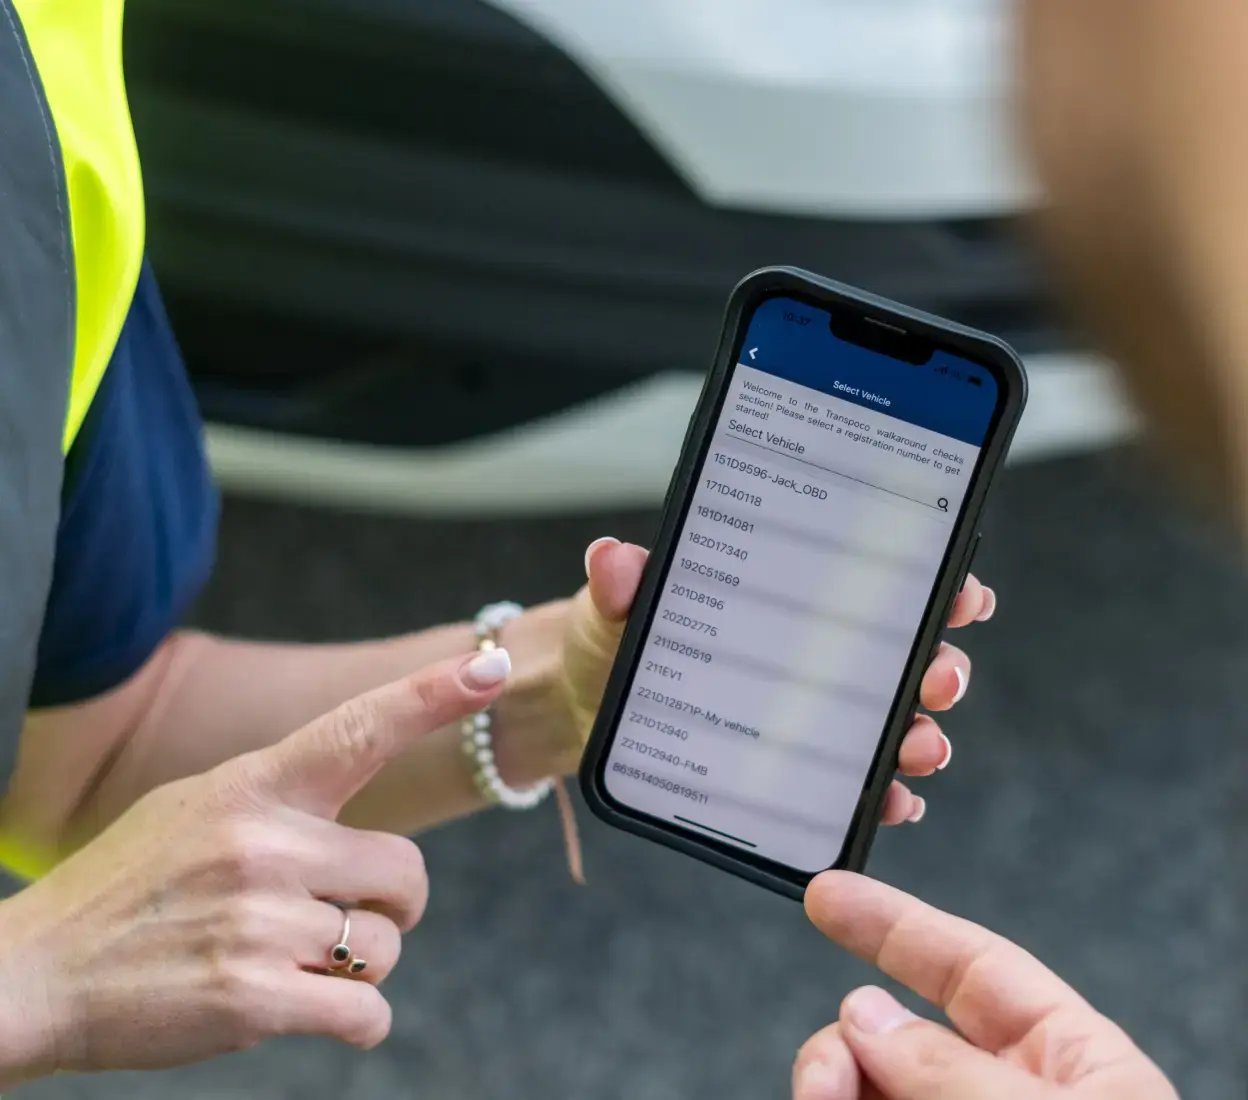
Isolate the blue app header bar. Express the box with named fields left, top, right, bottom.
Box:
left=740, top=297, right=1000, bottom=446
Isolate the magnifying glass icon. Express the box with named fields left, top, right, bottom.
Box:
left=937, top=497, right=950, bottom=513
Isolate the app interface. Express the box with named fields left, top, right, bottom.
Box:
left=604, top=296, right=1001, bottom=872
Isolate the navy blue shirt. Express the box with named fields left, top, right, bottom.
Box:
left=29, top=260, right=219, bottom=707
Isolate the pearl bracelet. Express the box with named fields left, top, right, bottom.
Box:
left=463, top=602, right=554, bottom=811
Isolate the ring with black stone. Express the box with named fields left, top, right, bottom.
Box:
left=328, top=907, right=369, bottom=976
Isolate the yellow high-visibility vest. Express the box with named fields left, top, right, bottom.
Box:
left=12, top=0, right=144, bottom=452
left=0, top=1, right=145, bottom=878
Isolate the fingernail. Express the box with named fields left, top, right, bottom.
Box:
left=463, top=647, right=512, bottom=689
left=952, top=666, right=968, bottom=704
left=976, top=587, right=997, bottom=622
left=584, top=536, right=621, bottom=578
left=794, top=1061, right=847, bottom=1100
left=936, top=732, right=953, bottom=771
left=907, top=796, right=927, bottom=824
left=844, top=986, right=916, bottom=1036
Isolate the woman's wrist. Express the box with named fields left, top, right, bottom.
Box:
left=0, top=893, right=64, bottom=1087
left=490, top=599, right=579, bottom=785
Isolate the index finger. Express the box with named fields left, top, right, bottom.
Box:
left=804, top=872, right=1091, bottom=1054
left=252, top=650, right=510, bottom=818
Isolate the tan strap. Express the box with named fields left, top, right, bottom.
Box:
left=554, top=779, right=585, bottom=885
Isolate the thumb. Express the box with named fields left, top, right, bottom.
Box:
left=562, top=539, right=648, bottom=716
left=839, top=987, right=1047, bottom=1100
left=584, top=537, right=648, bottom=625
left=245, top=648, right=512, bottom=817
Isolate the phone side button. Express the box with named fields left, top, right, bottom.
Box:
left=959, top=532, right=982, bottom=593
left=929, top=533, right=982, bottom=666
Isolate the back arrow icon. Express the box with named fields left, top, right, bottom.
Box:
left=748, top=347, right=758, bottom=361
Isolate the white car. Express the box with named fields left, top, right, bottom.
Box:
left=127, top=0, right=1133, bottom=514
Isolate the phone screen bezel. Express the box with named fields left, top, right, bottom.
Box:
left=579, top=267, right=1028, bottom=899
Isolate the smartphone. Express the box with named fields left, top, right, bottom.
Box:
left=579, top=267, right=1027, bottom=899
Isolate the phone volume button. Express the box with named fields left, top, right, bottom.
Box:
left=960, top=532, right=982, bottom=591
left=933, top=533, right=982, bottom=666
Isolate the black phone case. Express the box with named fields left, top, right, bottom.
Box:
left=579, top=266, right=1029, bottom=900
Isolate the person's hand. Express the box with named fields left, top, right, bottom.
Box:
left=0, top=649, right=512, bottom=1085
left=556, top=537, right=997, bottom=824
left=791, top=873, right=1178, bottom=1100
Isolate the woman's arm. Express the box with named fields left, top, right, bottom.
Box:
left=3, top=598, right=579, bottom=860
left=1, top=540, right=988, bottom=865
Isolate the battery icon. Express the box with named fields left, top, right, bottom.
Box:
left=967, top=376, right=983, bottom=387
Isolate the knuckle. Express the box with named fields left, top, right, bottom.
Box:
left=381, top=920, right=403, bottom=967
left=213, top=821, right=282, bottom=888
left=206, top=758, right=263, bottom=806
left=792, top=1025, right=853, bottom=1094
left=1032, top=1007, right=1111, bottom=1081
left=205, top=961, right=272, bottom=1049
left=343, top=987, right=393, bottom=1050
left=912, top=1034, right=957, bottom=1079
left=1045, top=1027, right=1098, bottom=1081
left=387, top=837, right=429, bottom=929
left=406, top=672, right=444, bottom=717
left=358, top=833, right=428, bottom=931
left=328, top=696, right=382, bottom=757
left=361, top=917, right=403, bottom=983
left=216, top=894, right=275, bottom=953
left=232, top=993, right=278, bottom=1048
left=794, top=1030, right=830, bottom=1068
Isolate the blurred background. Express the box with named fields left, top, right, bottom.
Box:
left=17, top=1, right=1244, bottom=1097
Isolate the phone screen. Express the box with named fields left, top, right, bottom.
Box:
left=602, top=294, right=1004, bottom=873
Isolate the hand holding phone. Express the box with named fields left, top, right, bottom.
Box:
left=580, top=268, right=1027, bottom=897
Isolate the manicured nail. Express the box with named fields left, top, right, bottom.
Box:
left=952, top=666, right=968, bottom=704
left=844, top=986, right=917, bottom=1036
left=584, top=536, right=621, bottom=578
left=907, top=796, right=927, bottom=823
left=976, top=587, right=997, bottom=622
left=794, top=1061, right=847, bottom=1100
left=936, top=732, right=953, bottom=771
left=463, top=647, right=512, bottom=689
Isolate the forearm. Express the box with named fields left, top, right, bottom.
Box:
left=9, top=602, right=575, bottom=854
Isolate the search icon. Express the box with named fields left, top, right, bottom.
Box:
left=937, top=497, right=950, bottom=512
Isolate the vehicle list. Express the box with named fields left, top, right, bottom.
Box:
left=605, top=362, right=980, bottom=871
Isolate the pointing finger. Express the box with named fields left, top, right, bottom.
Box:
left=249, top=650, right=511, bottom=818
left=805, top=872, right=1098, bottom=1053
